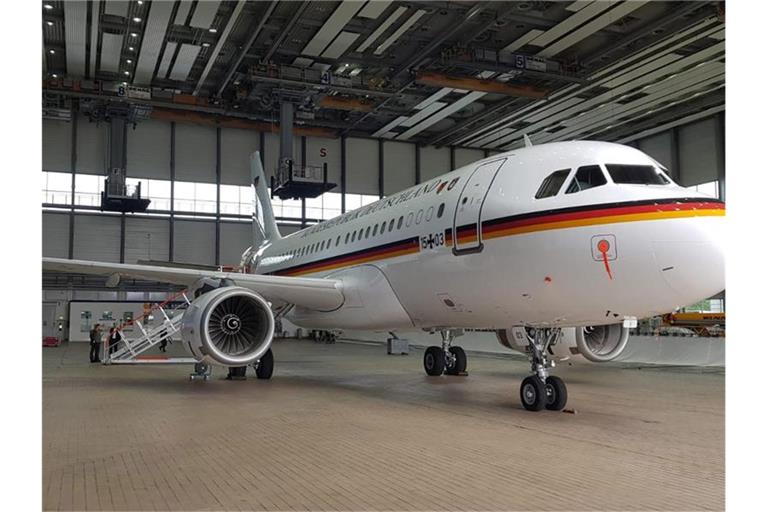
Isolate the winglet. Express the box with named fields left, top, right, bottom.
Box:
left=523, top=134, right=533, bottom=148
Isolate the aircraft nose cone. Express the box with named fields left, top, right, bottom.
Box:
left=651, top=214, right=725, bottom=307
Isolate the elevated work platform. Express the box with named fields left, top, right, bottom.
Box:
left=271, top=158, right=336, bottom=200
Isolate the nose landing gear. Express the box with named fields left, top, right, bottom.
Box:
left=423, top=329, right=467, bottom=376
left=520, top=328, right=568, bottom=411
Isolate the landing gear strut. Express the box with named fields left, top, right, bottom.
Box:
left=520, top=328, right=568, bottom=411
left=423, top=329, right=467, bottom=376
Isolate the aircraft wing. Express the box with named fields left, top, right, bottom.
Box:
left=42, top=257, right=344, bottom=311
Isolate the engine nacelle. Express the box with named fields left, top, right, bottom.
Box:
left=497, top=324, right=631, bottom=363
left=573, top=324, right=630, bottom=362
left=181, top=286, right=275, bottom=366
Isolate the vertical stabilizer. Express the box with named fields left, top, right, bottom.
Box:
left=251, top=151, right=281, bottom=247
left=523, top=134, right=533, bottom=148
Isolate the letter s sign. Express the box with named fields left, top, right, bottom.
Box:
left=319, top=148, right=327, bottom=158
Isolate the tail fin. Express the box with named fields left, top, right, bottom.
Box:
left=250, top=151, right=281, bottom=247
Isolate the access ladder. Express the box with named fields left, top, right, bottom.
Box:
left=103, top=290, right=193, bottom=364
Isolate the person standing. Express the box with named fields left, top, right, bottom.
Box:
left=89, top=323, right=102, bottom=363
left=108, top=326, right=121, bottom=356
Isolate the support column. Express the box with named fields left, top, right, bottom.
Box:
left=340, top=136, right=347, bottom=213
left=215, top=127, right=221, bottom=266
left=301, top=135, right=307, bottom=227
left=415, top=144, right=421, bottom=185
left=169, top=122, right=175, bottom=262
left=119, top=215, right=126, bottom=263
left=670, top=127, right=681, bottom=183
left=378, top=139, right=384, bottom=199
left=68, top=109, right=77, bottom=260
left=715, top=112, right=725, bottom=200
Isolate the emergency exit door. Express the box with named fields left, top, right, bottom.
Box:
left=452, top=158, right=506, bottom=254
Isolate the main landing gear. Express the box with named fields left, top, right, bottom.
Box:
left=223, top=348, right=275, bottom=380
left=423, top=329, right=467, bottom=376
left=520, top=328, right=568, bottom=412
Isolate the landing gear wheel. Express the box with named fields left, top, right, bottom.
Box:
left=445, top=346, right=467, bottom=375
left=255, top=348, right=274, bottom=380
left=544, top=375, right=568, bottom=411
left=423, top=346, right=445, bottom=376
left=520, top=375, right=547, bottom=411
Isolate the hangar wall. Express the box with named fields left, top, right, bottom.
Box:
left=42, top=112, right=724, bottom=266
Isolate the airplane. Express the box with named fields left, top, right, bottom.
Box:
left=43, top=140, right=725, bottom=411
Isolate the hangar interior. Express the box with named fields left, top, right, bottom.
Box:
left=41, top=1, right=725, bottom=510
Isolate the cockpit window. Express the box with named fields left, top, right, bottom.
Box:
left=605, top=164, right=670, bottom=185
left=565, top=165, right=607, bottom=194
left=535, top=169, right=570, bottom=199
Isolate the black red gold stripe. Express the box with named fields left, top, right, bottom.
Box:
left=482, top=197, right=723, bottom=239
left=274, top=237, right=420, bottom=276
left=271, top=198, right=723, bottom=276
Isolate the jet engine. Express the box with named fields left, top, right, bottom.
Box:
left=496, top=324, right=631, bottom=363
left=181, top=286, right=275, bottom=366
left=573, top=324, right=630, bottom=362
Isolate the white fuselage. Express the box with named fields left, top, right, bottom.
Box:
left=250, top=141, right=725, bottom=332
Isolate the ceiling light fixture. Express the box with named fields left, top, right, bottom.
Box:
left=126, top=59, right=132, bottom=64
left=124, top=71, right=130, bottom=75
left=137, top=0, right=143, bottom=4
left=52, top=74, right=58, bottom=78
left=44, top=4, right=53, bottom=10
left=133, top=17, right=141, bottom=23
left=49, top=49, right=55, bottom=54
left=46, top=20, right=53, bottom=26
left=208, top=28, right=217, bottom=33
left=128, top=46, right=134, bottom=51
left=202, top=42, right=211, bottom=47
left=130, top=32, right=138, bottom=37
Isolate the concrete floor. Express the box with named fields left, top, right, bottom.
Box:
left=43, top=339, right=724, bottom=511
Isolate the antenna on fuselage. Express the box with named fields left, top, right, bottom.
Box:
left=523, top=134, right=533, bottom=148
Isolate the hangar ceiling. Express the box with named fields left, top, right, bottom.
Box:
left=42, top=0, right=725, bottom=149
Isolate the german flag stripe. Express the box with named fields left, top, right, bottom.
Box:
left=482, top=199, right=723, bottom=239
left=272, top=198, right=723, bottom=277
left=275, top=237, right=421, bottom=277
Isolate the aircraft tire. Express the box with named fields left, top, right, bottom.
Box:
left=423, top=346, right=445, bottom=376
left=255, top=348, right=274, bottom=380
left=520, top=375, right=546, bottom=411
left=544, top=376, right=567, bottom=411
left=445, top=346, right=467, bottom=375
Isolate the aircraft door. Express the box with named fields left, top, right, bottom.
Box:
left=452, top=158, right=506, bottom=254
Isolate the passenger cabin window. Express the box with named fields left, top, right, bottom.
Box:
left=605, top=164, right=670, bottom=185
left=535, top=169, right=570, bottom=199
left=566, top=165, right=607, bottom=194
left=437, top=203, right=445, bottom=218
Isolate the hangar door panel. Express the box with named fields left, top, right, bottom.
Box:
left=679, top=117, right=720, bottom=186
left=220, top=221, right=251, bottom=266
left=73, top=214, right=121, bottom=263
left=175, top=124, right=216, bottom=183
left=420, top=145, right=450, bottom=182
left=345, top=138, right=379, bottom=195
left=124, top=217, right=169, bottom=263
left=453, top=159, right=505, bottom=253
left=43, top=119, right=72, bottom=172
left=383, top=141, right=415, bottom=195
left=174, top=220, right=215, bottom=265
left=43, top=212, right=70, bottom=258
left=127, top=119, right=170, bottom=179
left=221, top=128, right=259, bottom=186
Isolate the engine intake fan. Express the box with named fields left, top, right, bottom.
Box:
left=181, top=286, right=275, bottom=366
left=574, top=324, right=630, bottom=362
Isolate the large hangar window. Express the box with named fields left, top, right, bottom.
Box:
left=605, top=164, right=670, bottom=185
left=565, top=165, right=607, bottom=194
left=535, top=169, right=570, bottom=199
